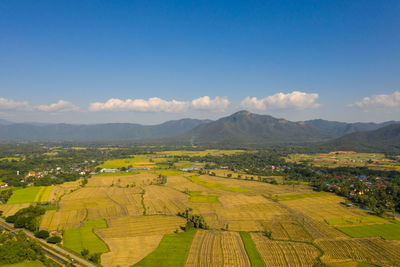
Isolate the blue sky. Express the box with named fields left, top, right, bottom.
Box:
left=0, top=0, right=399, bottom=124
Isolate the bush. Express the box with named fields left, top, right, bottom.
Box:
left=47, top=235, right=62, bottom=244
left=89, top=253, right=101, bottom=264
left=34, top=230, right=50, bottom=239
left=81, top=248, right=89, bottom=258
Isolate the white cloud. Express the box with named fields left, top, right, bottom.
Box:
left=191, top=96, right=229, bottom=112
left=89, top=96, right=229, bottom=113
left=0, top=98, right=32, bottom=111
left=37, top=100, right=80, bottom=113
left=0, top=98, right=80, bottom=113
left=240, top=91, right=320, bottom=110
left=351, top=91, right=400, bottom=111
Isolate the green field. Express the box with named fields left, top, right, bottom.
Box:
left=64, top=219, right=109, bottom=254
left=273, top=192, right=328, bottom=201
left=338, top=223, right=400, bottom=240
left=239, top=232, right=264, bottom=267
left=188, top=176, right=247, bottom=192
left=326, top=216, right=388, bottom=226
left=3, top=261, right=46, bottom=267
left=188, top=191, right=219, bottom=203
left=7, top=187, right=43, bottom=204
left=134, top=230, right=197, bottom=266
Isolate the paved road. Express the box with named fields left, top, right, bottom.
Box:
left=0, top=218, right=96, bottom=267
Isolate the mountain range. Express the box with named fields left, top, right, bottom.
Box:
left=0, top=111, right=398, bottom=151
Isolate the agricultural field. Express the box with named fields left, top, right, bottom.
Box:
left=317, top=238, right=400, bottom=266
left=7, top=187, right=43, bottom=204
left=5, top=153, right=393, bottom=267
left=155, top=149, right=246, bottom=157
left=135, top=230, right=196, bottom=267
left=185, top=230, right=251, bottom=267
left=0, top=203, right=30, bottom=216
left=285, top=152, right=400, bottom=171
left=251, top=232, right=320, bottom=266
left=337, top=223, right=400, bottom=240
left=64, top=219, right=109, bottom=254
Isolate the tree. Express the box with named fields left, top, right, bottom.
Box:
left=34, top=230, right=49, bottom=239
left=81, top=248, right=89, bottom=258
left=47, top=235, right=62, bottom=244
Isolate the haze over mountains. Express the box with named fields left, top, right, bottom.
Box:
left=0, top=111, right=398, bottom=151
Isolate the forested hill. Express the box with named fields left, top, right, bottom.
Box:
left=183, top=111, right=397, bottom=146
left=319, top=124, right=400, bottom=153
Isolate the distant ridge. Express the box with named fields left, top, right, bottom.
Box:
left=0, top=112, right=397, bottom=147
left=320, top=124, right=400, bottom=152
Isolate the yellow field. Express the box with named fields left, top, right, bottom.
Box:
left=34, top=186, right=53, bottom=202
left=88, top=173, right=157, bottom=188
left=48, top=179, right=83, bottom=202
left=185, top=230, right=250, bottom=266
left=143, top=185, right=188, bottom=215
left=282, top=194, right=366, bottom=221
left=317, top=238, right=400, bottom=266
left=0, top=203, right=30, bottom=216
left=97, top=215, right=185, bottom=266
left=101, top=235, right=163, bottom=267
left=260, top=215, right=312, bottom=241
left=251, top=232, right=319, bottom=266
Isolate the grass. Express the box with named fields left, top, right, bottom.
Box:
left=338, top=222, right=400, bottom=240
left=134, top=229, right=197, bottom=267
left=3, top=261, right=46, bottom=267
left=188, top=191, right=219, bottom=203
left=326, top=216, right=388, bottom=226
left=188, top=176, right=247, bottom=192
left=63, top=219, right=109, bottom=254
left=239, top=232, right=264, bottom=267
left=7, top=187, right=42, bottom=204
left=273, top=192, right=328, bottom=201
left=34, top=186, right=53, bottom=202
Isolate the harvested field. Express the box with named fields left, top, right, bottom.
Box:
left=189, top=176, right=247, bottom=192
left=166, top=175, right=209, bottom=192
left=48, top=180, right=82, bottom=202
left=97, top=216, right=186, bottom=267
left=260, top=215, right=312, bottom=241
left=101, top=235, right=163, bottom=267
left=40, top=208, right=86, bottom=231
left=282, top=194, right=365, bottom=221
left=185, top=230, right=251, bottom=267
left=97, top=216, right=185, bottom=237
left=143, top=185, right=188, bottom=215
left=317, top=238, right=400, bottom=266
left=251, top=232, right=319, bottom=266
left=88, top=173, right=157, bottom=188
left=217, top=194, right=288, bottom=231
left=0, top=203, right=30, bottom=216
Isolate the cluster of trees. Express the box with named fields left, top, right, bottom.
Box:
left=0, top=230, right=51, bottom=266
left=6, top=205, right=46, bottom=232
left=177, top=208, right=208, bottom=230
left=155, top=174, right=167, bottom=185
left=0, top=188, right=12, bottom=203
left=80, top=249, right=101, bottom=264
